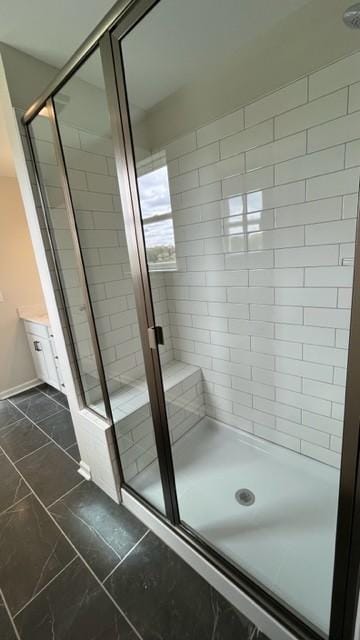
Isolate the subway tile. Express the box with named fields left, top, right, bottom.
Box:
left=345, top=139, right=360, bottom=168
left=349, top=81, right=360, bottom=113
left=180, top=182, right=221, bottom=208
left=305, top=218, right=356, bottom=245
left=334, top=367, right=347, bottom=386
left=249, top=268, right=303, bottom=287
left=276, top=388, right=331, bottom=416
left=222, top=167, right=273, bottom=198
left=276, top=418, right=329, bottom=448
left=246, top=132, right=306, bottom=171
left=336, top=329, right=349, bottom=349
left=203, top=234, right=246, bottom=255
left=189, top=286, right=226, bottom=302
left=245, top=78, right=307, bottom=127
left=302, top=411, right=343, bottom=437
left=276, top=356, right=333, bottom=383
left=172, top=326, right=210, bottom=343
left=301, top=441, right=340, bottom=468
left=275, top=287, right=337, bottom=308
left=275, top=244, right=339, bottom=268
left=250, top=304, right=303, bottom=325
left=304, top=308, right=350, bottom=329
left=306, top=168, right=360, bottom=200
left=193, top=316, right=229, bottom=332
left=305, top=266, right=353, bottom=287
left=330, top=435, right=342, bottom=453
left=254, top=423, right=300, bottom=452
left=231, top=348, right=274, bottom=371
left=275, top=146, right=344, bottom=185
left=225, top=250, right=274, bottom=270
left=212, top=358, right=251, bottom=380
left=303, top=344, right=347, bottom=368
left=179, top=143, right=219, bottom=173
left=252, top=336, right=302, bottom=359
left=253, top=396, right=301, bottom=423
left=227, top=287, right=274, bottom=305
left=275, top=323, right=335, bottom=346
left=228, top=318, right=273, bottom=338
left=232, top=375, right=275, bottom=400
left=196, top=342, right=229, bottom=361
left=165, top=132, right=196, bottom=161
left=86, top=172, right=118, bottom=195
left=212, top=384, right=251, bottom=407
left=332, top=402, right=344, bottom=421
left=233, top=402, right=275, bottom=428
left=303, top=379, right=345, bottom=404
left=252, top=367, right=301, bottom=392
left=309, top=51, right=360, bottom=100
left=220, top=120, right=273, bottom=159
left=248, top=226, right=304, bottom=251
left=173, top=350, right=212, bottom=370
left=63, top=147, right=108, bottom=174
left=338, top=288, right=353, bottom=309
left=208, top=302, right=249, bottom=320
left=275, top=88, right=348, bottom=138
left=275, top=197, right=342, bottom=228
left=170, top=299, right=208, bottom=315
left=211, top=331, right=250, bottom=350
left=199, top=154, right=245, bottom=185
left=247, top=181, right=306, bottom=212
left=197, top=108, right=244, bottom=147
left=186, top=254, right=225, bottom=271
left=72, top=190, right=114, bottom=212
left=308, top=110, right=360, bottom=152
left=170, top=170, right=199, bottom=194
left=206, top=270, right=248, bottom=287
left=176, top=239, right=204, bottom=257
left=176, top=219, right=222, bottom=242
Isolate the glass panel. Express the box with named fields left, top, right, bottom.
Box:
left=29, top=112, right=107, bottom=417
left=53, top=48, right=165, bottom=512
left=121, top=0, right=360, bottom=633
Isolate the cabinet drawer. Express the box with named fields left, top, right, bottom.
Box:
left=24, top=320, right=49, bottom=339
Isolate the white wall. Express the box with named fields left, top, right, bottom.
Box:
left=0, top=176, right=44, bottom=396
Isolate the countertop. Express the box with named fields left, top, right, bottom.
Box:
left=19, top=312, right=50, bottom=327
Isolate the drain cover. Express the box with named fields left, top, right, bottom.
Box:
left=235, top=488, right=255, bottom=506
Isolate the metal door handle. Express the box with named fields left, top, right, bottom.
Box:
left=148, top=326, right=164, bottom=349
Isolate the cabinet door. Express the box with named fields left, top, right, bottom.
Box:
left=41, top=339, right=61, bottom=390
left=26, top=333, right=49, bottom=382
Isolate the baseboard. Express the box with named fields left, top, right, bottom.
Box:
left=0, top=378, right=40, bottom=400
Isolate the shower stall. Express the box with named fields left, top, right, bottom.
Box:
left=22, top=0, right=360, bottom=638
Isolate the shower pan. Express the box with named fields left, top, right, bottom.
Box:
left=23, top=1, right=360, bottom=639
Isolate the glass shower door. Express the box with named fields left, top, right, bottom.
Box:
left=116, top=0, right=360, bottom=635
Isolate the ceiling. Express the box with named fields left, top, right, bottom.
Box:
left=0, top=0, right=116, bottom=177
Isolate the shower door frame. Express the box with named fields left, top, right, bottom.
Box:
left=22, top=1, right=360, bottom=639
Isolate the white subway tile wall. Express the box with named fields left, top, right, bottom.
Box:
left=155, top=51, right=360, bottom=469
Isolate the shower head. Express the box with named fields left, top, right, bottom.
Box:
left=343, top=3, right=360, bottom=28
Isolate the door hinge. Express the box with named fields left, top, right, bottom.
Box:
left=148, top=325, right=164, bottom=349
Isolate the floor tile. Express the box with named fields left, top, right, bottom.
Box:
left=0, top=417, right=49, bottom=462
left=10, top=387, right=41, bottom=406
left=13, top=392, right=60, bottom=423
left=53, top=392, right=69, bottom=409
left=38, top=408, right=76, bottom=449
left=15, top=557, right=138, bottom=640
left=66, top=443, right=80, bottom=462
left=16, top=442, right=81, bottom=507
left=0, top=494, right=75, bottom=614
left=0, top=452, right=29, bottom=513
left=50, top=481, right=147, bottom=581
left=37, top=382, right=60, bottom=398
left=0, top=401, right=23, bottom=430
left=0, top=592, right=18, bottom=640
left=106, top=531, right=258, bottom=639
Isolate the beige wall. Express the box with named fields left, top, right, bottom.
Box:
left=0, top=176, right=44, bottom=395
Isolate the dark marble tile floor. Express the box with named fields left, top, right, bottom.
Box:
left=0, top=384, right=269, bottom=640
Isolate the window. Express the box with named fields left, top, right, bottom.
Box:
left=137, top=154, right=177, bottom=271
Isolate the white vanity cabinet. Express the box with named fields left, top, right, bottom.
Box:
left=24, top=320, right=65, bottom=392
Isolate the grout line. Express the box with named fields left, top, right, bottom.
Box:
left=13, top=556, right=78, bottom=619
left=0, top=589, right=21, bottom=640
left=14, top=442, right=51, bottom=464
left=7, top=399, right=79, bottom=466
left=102, top=530, right=149, bottom=584
left=0, top=447, right=143, bottom=640
left=0, top=491, right=33, bottom=518
left=47, top=478, right=86, bottom=509
left=37, top=387, right=69, bottom=412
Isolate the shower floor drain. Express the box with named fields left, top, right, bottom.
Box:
left=235, top=488, right=255, bottom=506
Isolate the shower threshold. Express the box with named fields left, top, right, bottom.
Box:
left=131, top=416, right=339, bottom=634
